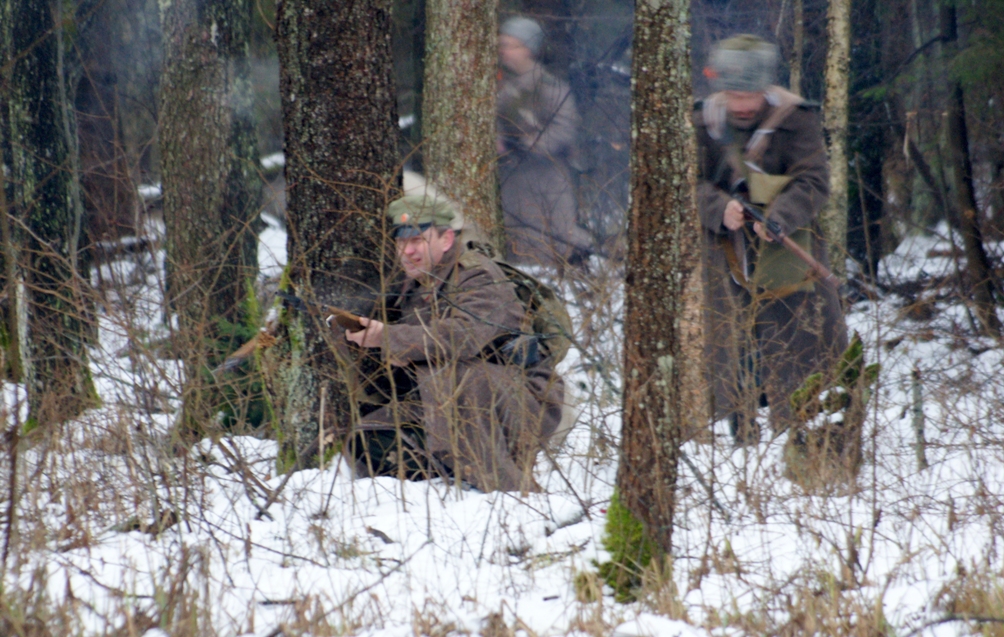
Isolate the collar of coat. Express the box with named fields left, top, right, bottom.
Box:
left=701, top=85, right=805, bottom=143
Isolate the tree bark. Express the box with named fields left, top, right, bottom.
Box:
left=822, top=0, right=850, bottom=280
left=790, top=0, right=804, bottom=95
left=422, top=0, right=502, bottom=251
left=1, top=13, right=21, bottom=381
left=1, top=0, right=97, bottom=425
left=160, top=0, right=262, bottom=430
left=273, top=0, right=399, bottom=468
left=617, top=0, right=705, bottom=554
left=0, top=134, right=21, bottom=383
left=939, top=1, right=1001, bottom=337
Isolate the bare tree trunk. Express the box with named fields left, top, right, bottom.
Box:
left=160, top=0, right=262, bottom=432
left=790, top=0, right=804, bottom=95
left=0, top=145, right=21, bottom=383
left=822, top=0, right=850, bottom=280
left=0, top=37, right=21, bottom=381
left=1, top=0, right=98, bottom=425
left=422, top=0, right=502, bottom=251
left=617, top=0, right=704, bottom=554
left=273, top=0, right=399, bottom=469
left=939, top=2, right=1001, bottom=337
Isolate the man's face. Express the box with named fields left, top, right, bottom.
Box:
left=724, top=90, right=767, bottom=129
left=499, top=34, right=533, bottom=74
left=396, top=227, right=455, bottom=280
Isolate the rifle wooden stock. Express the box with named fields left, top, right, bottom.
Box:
left=324, top=307, right=365, bottom=332
left=213, top=326, right=277, bottom=376
left=276, top=290, right=364, bottom=331
left=214, top=292, right=364, bottom=376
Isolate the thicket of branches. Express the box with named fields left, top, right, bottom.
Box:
left=1, top=0, right=1003, bottom=634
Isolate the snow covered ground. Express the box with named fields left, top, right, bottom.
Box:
left=2, top=222, right=1002, bottom=636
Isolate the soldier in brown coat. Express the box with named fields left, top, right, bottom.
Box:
left=344, top=195, right=565, bottom=492
left=497, top=17, right=593, bottom=268
left=695, top=35, right=848, bottom=443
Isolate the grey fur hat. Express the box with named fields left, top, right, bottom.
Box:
left=707, top=34, right=779, bottom=92
left=500, top=16, right=544, bottom=57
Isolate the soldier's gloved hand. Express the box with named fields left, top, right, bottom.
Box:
left=723, top=200, right=745, bottom=231
left=345, top=316, right=385, bottom=349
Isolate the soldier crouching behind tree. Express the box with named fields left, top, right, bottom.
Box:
left=695, top=35, right=849, bottom=447
left=341, top=194, right=566, bottom=493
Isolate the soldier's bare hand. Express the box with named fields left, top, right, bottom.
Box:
left=345, top=316, right=384, bottom=348
left=752, top=221, right=774, bottom=242
left=723, top=200, right=745, bottom=231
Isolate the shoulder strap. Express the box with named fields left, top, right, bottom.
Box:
left=701, top=92, right=728, bottom=141
left=744, top=86, right=805, bottom=166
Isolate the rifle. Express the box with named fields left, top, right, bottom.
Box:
left=274, top=290, right=364, bottom=331
left=731, top=186, right=839, bottom=289
left=212, top=291, right=365, bottom=376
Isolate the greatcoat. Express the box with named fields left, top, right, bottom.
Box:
left=354, top=242, right=564, bottom=492
left=695, top=86, right=848, bottom=430
left=497, top=63, right=593, bottom=267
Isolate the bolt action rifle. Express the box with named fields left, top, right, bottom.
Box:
left=212, top=291, right=364, bottom=376
left=731, top=180, right=839, bottom=289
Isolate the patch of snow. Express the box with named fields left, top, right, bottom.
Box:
left=5, top=223, right=1004, bottom=636
left=613, top=615, right=708, bottom=637
left=137, top=183, right=162, bottom=200
left=261, top=152, right=285, bottom=170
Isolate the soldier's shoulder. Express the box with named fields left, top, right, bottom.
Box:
left=776, top=99, right=823, bottom=131
left=457, top=246, right=505, bottom=280
left=457, top=249, right=490, bottom=270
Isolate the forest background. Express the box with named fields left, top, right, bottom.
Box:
left=2, top=0, right=1004, bottom=635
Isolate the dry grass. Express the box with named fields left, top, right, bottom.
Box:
left=2, top=197, right=1004, bottom=637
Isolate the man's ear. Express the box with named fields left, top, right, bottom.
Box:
left=441, top=228, right=456, bottom=251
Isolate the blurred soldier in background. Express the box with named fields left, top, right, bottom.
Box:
left=694, top=34, right=848, bottom=444
left=497, top=16, right=593, bottom=270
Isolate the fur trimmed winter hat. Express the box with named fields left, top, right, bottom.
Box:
left=706, top=34, right=779, bottom=93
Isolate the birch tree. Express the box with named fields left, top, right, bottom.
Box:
left=822, top=0, right=850, bottom=279
left=790, top=0, right=804, bottom=95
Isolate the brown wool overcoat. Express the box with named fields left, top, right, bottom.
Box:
left=694, top=87, right=848, bottom=429
left=358, top=243, right=565, bottom=492
left=498, top=63, right=593, bottom=267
